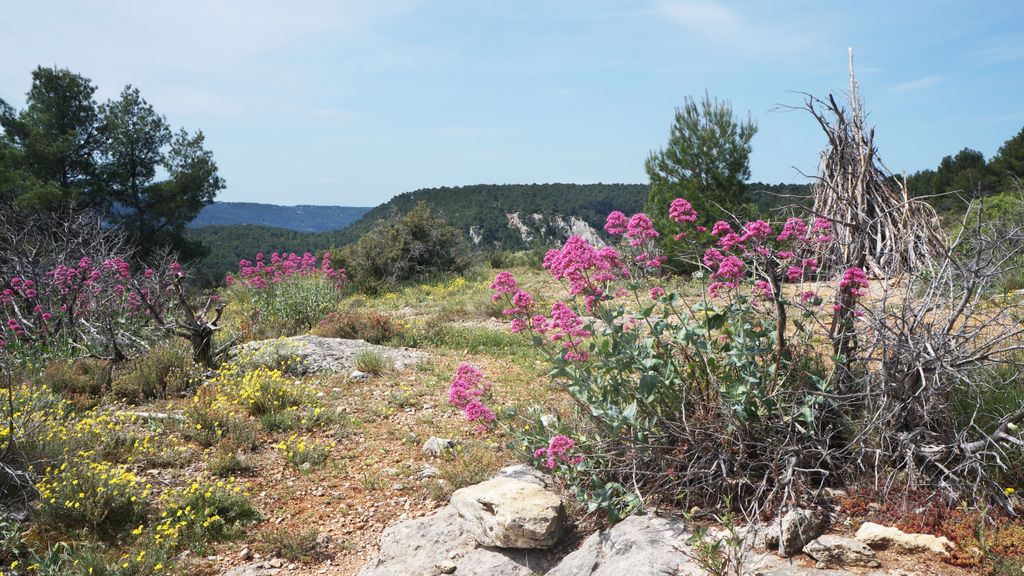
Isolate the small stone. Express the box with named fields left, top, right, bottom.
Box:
left=422, top=437, right=455, bottom=456
left=391, top=483, right=406, bottom=491
left=418, top=465, right=441, bottom=479
left=764, top=507, right=830, bottom=557
left=803, top=535, right=880, bottom=568
left=239, top=547, right=253, bottom=561
left=436, top=559, right=457, bottom=574
left=349, top=370, right=370, bottom=381
left=855, top=522, right=953, bottom=557
left=268, top=557, right=285, bottom=568
left=493, top=464, right=551, bottom=487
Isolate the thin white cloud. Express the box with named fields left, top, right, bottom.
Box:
left=887, top=76, right=941, bottom=94
left=968, top=34, right=1024, bottom=65
left=653, top=0, right=811, bottom=56
left=658, top=0, right=737, bottom=31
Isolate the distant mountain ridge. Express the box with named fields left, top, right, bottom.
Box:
left=190, top=202, right=371, bottom=233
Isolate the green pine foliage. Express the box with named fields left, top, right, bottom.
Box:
left=644, top=93, right=757, bottom=268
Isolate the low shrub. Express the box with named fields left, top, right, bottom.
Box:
left=235, top=368, right=306, bottom=416
left=340, top=203, right=471, bottom=294
left=35, top=460, right=149, bottom=538
left=209, top=356, right=311, bottom=417
left=111, top=342, right=197, bottom=402
left=262, top=527, right=321, bottom=562
left=353, top=349, right=392, bottom=375
left=157, top=477, right=259, bottom=547
left=276, top=435, right=330, bottom=469
left=182, top=386, right=258, bottom=448
left=312, top=310, right=405, bottom=344
left=38, top=358, right=110, bottom=397
left=232, top=341, right=307, bottom=376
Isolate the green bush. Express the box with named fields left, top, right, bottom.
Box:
left=111, top=342, right=197, bottom=402
left=340, top=202, right=471, bottom=293
left=354, top=349, right=393, bottom=375
left=262, top=527, right=321, bottom=562
left=312, top=310, right=405, bottom=344
left=38, top=359, right=111, bottom=397
left=247, top=273, right=347, bottom=338
left=35, top=460, right=149, bottom=538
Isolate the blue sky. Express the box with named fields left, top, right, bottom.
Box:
left=2, top=1, right=1022, bottom=206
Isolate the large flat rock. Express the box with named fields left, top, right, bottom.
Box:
left=237, top=335, right=426, bottom=374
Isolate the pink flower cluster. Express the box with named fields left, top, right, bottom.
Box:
left=543, top=236, right=628, bottom=311
left=785, top=258, right=820, bottom=282
left=2, top=257, right=192, bottom=349
left=839, top=267, right=869, bottom=297
left=604, top=212, right=666, bottom=269
left=546, top=302, right=592, bottom=361
left=625, top=213, right=659, bottom=247
left=698, top=211, right=835, bottom=299
left=669, top=198, right=698, bottom=223
left=448, top=364, right=495, bottom=430
left=603, top=211, right=628, bottom=235
left=533, top=434, right=584, bottom=470
left=236, top=252, right=346, bottom=289
left=491, top=272, right=592, bottom=361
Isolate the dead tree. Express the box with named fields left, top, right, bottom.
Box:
left=802, top=49, right=947, bottom=278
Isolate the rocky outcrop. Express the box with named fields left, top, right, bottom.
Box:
left=450, top=477, right=565, bottom=549
left=855, top=522, right=953, bottom=557
left=803, top=535, right=880, bottom=568
left=545, top=513, right=700, bottom=576
left=764, top=507, right=830, bottom=557
left=359, top=466, right=561, bottom=576
left=237, top=335, right=425, bottom=374
left=361, top=468, right=943, bottom=576
left=357, top=506, right=540, bottom=576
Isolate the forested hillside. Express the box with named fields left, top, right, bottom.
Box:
left=190, top=202, right=371, bottom=232
left=186, top=224, right=342, bottom=285
left=332, top=183, right=650, bottom=247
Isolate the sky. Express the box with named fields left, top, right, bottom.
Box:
left=2, top=1, right=1022, bottom=207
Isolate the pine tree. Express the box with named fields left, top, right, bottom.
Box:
left=644, top=93, right=756, bottom=265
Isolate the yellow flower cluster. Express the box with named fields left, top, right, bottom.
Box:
left=35, top=457, right=148, bottom=529
left=275, top=434, right=331, bottom=468
left=206, top=350, right=312, bottom=416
